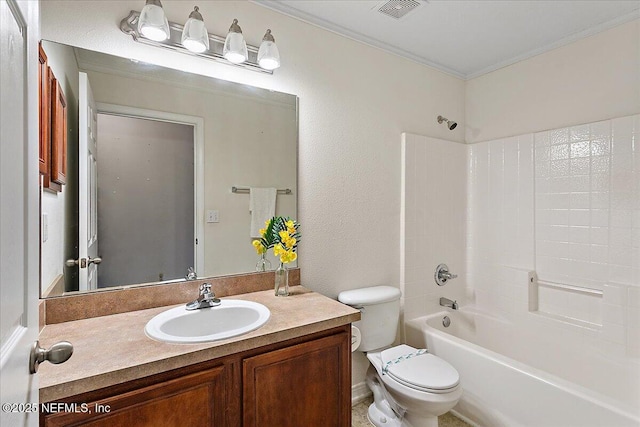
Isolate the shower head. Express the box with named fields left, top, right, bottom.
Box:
left=437, top=115, right=457, bottom=130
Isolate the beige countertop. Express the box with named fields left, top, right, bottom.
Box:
left=38, top=286, right=360, bottom=403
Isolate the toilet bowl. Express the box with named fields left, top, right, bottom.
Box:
left=338, top=286, right=462, bottom=427
left=366, top=344, right=462, bottom=427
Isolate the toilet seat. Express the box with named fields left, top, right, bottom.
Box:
left=379, top=345, right=459, bottom=394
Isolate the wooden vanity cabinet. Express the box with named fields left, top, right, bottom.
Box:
left=40, top=326, right=351, bottom=427
left=41, top=365, right=229, bottom=427
left=243, top=332, right=351, bottom=427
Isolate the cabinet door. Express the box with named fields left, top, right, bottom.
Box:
left=50, top=78, right=67, bottom=185
left=243, top=332, right=351, bottom=427
left=42, top=366, right=227, bottom=427
left=38, top=43, right=50, bottom=175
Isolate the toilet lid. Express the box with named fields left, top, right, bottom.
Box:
left=381, top=345, right=459, bottom=392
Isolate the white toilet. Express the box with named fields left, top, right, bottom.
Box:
left=338, top=286, right=462, bottom=427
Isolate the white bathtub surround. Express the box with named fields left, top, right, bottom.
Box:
left=406, top=311, right=640, bottom=427
left=401, top=134, right=467, bottom=323
left=400, top=115, right=639, bottom=424
left=534, top=115, right=639, bottom=290
left=466, top=134, right=535, bottom=314
left=531, top=116, right=639, bottom=353
left=459, top=114, right=640, bottom=423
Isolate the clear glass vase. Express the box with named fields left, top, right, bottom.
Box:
left=256, top=253, right=272, bottom=272
left=274, top=262, right=289, bottom=296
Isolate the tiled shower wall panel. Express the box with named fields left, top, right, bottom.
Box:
left=465, top=115, right=638, bottom=352
left=534, top=115, right=639, bottom=290
left=401, top=133, right=467, bottom=321
left=466, top=135, right=535, bottom=314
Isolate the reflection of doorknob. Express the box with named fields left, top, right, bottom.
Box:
left=88, top=256, right=102, bottom=265
left=65, top=258, right=81, bottom=267
left=29, top=340, right=73, bottom=374
left=65, top=257, right=102, bottom=268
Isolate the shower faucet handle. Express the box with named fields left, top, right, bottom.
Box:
left=435, top=264, right=458, bottom=286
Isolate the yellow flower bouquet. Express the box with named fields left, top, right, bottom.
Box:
left=252, top=218, right=278, bottom=271
left=265, top=216, right=300, bottom=296
left=251, top=217, right=301, bottom=285
left=272, top=218, right=300, bottom=264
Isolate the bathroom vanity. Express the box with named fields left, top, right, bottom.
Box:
left=38, top=282, right=359, bottom=426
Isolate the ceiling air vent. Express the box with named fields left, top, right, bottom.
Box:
left=377, top=0, right=421, bottom=20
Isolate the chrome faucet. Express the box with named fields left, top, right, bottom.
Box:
left=439, top=297, right=458, bottom=310
left=185, top=267, right=197, bottom=281
left=435, top=264, right=458, bottom=286
left=186, top=283, right=221, bottom=310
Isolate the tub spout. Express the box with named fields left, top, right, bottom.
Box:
left=440, top=297, right=458, bottom=310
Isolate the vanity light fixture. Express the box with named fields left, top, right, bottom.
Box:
left=257, top=29, right=280, bottom=70
left=181, top=6, right=209, bottom=53
left=121, top=5, right=280, bottom=74
left=223, top=19, right=249, bottom=64
left=138, top=0, right=170, bottom=42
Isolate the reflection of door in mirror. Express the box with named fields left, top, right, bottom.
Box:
left=96, top=113, right=194, bottom=287
left=78, top=72, right=98, bottom=291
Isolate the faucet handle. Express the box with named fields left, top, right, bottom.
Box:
left=185, top=267, right=197, bottom=280
left=435, top=264, right=458, bottom=286
left=199, top=283, right=212, bottom=295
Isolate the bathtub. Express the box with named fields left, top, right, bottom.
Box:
left=405, top=309, right=640, bottom=427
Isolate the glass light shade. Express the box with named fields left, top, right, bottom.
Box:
left=181, top=13, right=209, bottom=53
left=138, top=2, right=170, bottom=41
left=223, top=30, right=248, bottom=64
left=258, top=40, right=280, bottom=70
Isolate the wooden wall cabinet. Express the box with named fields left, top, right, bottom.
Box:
left=41, top=326, right=351, bottom=427
left=50, top=78, right=67, bottom=185
left=38, top=42, right=66, bottom=192
left=38, top=43, right=50, bottom=176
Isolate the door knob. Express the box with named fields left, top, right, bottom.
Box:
left=65, top=257, right=102, bottom=268
left=30, top=340, right=73, bottom=374
left=88, top=256, right=102, bottom=265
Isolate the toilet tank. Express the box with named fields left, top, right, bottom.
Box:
left=338, top=286, right=401, bottom=352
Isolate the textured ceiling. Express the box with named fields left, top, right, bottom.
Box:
left=254, top=0, right=640, bottom=79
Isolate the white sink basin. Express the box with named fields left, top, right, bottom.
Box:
left=145, top=299, right=270, bottom=344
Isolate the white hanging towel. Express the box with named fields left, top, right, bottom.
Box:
left=249, top=187, right=277, bottom=238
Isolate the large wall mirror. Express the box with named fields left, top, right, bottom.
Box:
left=39, top=40, right=298, bottom=298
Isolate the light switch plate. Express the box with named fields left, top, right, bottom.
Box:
left=206, top=210, right=219, bottom=223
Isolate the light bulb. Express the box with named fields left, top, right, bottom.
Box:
left=138, top=0, right=170, bottom=42
left=257, top=29, right=280, bottom=70
left=223, top=19, right=248, bottom=64
left=181, top=6, right=209, bottom=53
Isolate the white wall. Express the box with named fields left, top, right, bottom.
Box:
left=466, top=19, right=640, bottom=144
left=401, top=134, right=467, bottom=323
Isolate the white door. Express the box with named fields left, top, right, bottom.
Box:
left=0, top=1, right=40, bottom=426
left=78, top=72, right=99, bottom=291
